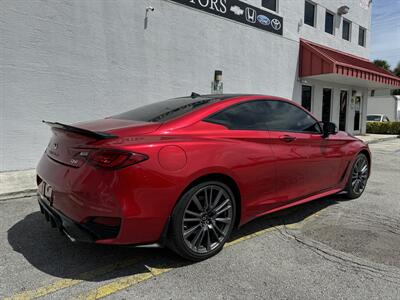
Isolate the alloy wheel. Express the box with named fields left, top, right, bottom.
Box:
left=351, top=155, right=369, bottom=195
left=181, top=185, right=233, bottom=254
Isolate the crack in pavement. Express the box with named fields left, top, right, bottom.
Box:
left=319, top=208, right=400, bottom=236
left=276, top=224, right=400, bottom=286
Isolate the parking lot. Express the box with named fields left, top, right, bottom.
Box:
left=1, top=139, right=399, bottom=300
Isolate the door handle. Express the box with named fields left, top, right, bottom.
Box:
left=280, top=135, right=296, bottom=142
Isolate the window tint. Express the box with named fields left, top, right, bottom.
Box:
left=325, top=11, right=334, bottom=34
left=205, top=100, right=321, bottom=133
left=262, top=0, right=277, bottom=12
left=359, top=27, right=366, bottom=46
left=263, top=101, right=321, bottom=133
left=301, top=85, right=312, bottom=112
left=204, top=101, right=271, bottom=130
left=342, top=19, right=351, bottom=41
left=112, top=97, right=219, bottom=122
left=304, top=1, right=316, bottom=27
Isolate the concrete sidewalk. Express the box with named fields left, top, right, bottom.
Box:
left=0, top=134, right=398, bottom=200
left=355, top=133, right=399, bottom=144
left=0, top=169, right=37, bottom=201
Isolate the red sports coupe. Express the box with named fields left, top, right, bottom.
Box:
left=37, top=94, right=370, bottom=261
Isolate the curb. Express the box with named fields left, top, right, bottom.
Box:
left=364, top=135, right=399, bottom=144
left=0, top=169, right=36, bottom=201
left=0, top=189, right=37, bottom=201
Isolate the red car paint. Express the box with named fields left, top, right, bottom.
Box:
left=36, top=95, right=370, bottom=245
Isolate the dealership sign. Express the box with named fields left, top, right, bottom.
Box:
left=170, top=0, right=283, bottom=36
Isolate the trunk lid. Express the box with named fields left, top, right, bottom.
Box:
left=44, top=118, right=160, bottom=167
left=74, top=118, right=160, bottom=135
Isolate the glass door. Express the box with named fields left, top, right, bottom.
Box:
left=353, top=95, right=362, bottom=132
left=322, top=88, right=332, bottom=122
left=301, top=85, right=312, bottom=112
left=339, top=90, right=348, bottom=131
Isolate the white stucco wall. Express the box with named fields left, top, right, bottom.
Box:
left=368, top=95, right=398, bottom=121
left=0, top=0, right=372, bottom=171
left=300, top=0, right=371, bottom=57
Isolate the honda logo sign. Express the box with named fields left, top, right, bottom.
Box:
left=245, top=7, right=257, bottom=24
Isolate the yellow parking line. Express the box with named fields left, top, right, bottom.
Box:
left=5, top=257, right=144, bottom=300
left=225, top=226, right=280, bottom=247
left=74, top=271, right=153, bottom=300
left=71, top=227, right=284, bottom=300
left=71, top=210, right=328, bottom=299
left=7, top=208, right=326, bottom=300
left=73, top=266, right=173, bottom=300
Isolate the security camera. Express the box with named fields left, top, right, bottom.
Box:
left=146, top=6, right=155, bottom=12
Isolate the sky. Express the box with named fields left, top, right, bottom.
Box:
left=371, top=0, right=400, bottom=70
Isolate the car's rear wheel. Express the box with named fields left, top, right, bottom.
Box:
left=168, top=181, right=236, bottom=261
left=345, top=153, right=369, bottom=199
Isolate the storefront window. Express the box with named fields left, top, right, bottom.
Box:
left=301, top=85, right=312, bottom=112
left=262, top=0, right=277, bottom=12
left=304, top=1, right=316, bottom=27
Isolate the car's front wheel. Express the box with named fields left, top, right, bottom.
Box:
left=345, top=153, right=369, bottom=199
left=168, top=181, right=236, bottom=261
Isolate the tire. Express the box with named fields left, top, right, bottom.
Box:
left=168, top=181, right=236, bottom=261
left=344, top=153, right=369, bottom=199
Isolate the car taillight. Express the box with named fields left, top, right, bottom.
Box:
left=85, top=149, right=148, bottom=170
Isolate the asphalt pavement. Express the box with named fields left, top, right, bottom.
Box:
left=1, top=139, right=399, bottom=300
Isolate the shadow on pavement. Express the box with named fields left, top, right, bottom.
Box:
left=7, top=195, right=341, bottom=282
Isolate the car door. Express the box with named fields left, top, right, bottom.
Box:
left=203, top=100, right=280, bottom=216
left=263, top=100, right=344, bottom=203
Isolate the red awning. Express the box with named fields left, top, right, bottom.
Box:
left=299, top=39, right=400, bottom=89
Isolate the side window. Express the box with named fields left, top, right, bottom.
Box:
left=204, top=100, right=321, bottom=133
left=204, top=101, right=271, bottom=130
left=264, top=101, right=321, bottom=133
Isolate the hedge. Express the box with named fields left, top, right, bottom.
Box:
left=366, top=121, right=400, bottom=134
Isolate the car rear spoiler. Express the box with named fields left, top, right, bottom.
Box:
left=42, top=121, right=118, bottom=140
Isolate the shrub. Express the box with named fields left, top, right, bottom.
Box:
left=366, top=121, right=400, bottom=134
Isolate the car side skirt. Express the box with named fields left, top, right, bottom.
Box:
left=239, top=187, right=343, bottom=227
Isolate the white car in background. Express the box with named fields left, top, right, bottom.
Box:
left=367, top=114, right=390, bottom=122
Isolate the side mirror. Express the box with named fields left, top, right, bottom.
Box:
left=320, top=121, right=338, bottom=138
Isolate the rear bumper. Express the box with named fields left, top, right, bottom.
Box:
left=38, top=195, right=120, bottom=242
left=36, top=152, right=178, bottom=245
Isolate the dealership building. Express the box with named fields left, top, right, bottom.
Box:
left=1, top=0, right=400, bottom=171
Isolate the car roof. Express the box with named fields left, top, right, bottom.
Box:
left=186, top=93, right=286, bottom=102
left=159, top=93, right=302, bottom=131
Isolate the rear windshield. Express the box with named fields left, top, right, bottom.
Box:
left=112, top=97, right=220, bottom=122
left=367, top=115, right=381, bottom=121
